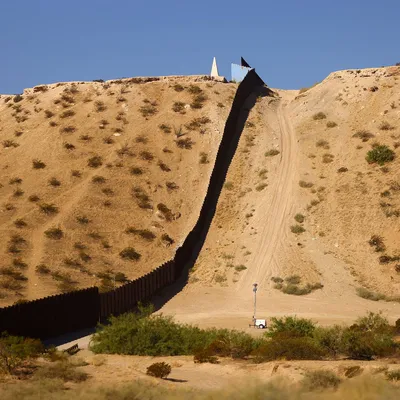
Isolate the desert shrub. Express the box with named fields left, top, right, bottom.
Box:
left=63, top=142, right=75, bottom=150
left=135, top=135, right=148, bottom=144
left=49, top=120, right=58, bottom=127
left=44, top=227, right=63, bottom=240
left=139, top=150, right=154, bottom=161
left=176, top=137, right=194, bottom=149
left=79, top=134, right=92, bottom=141
left=39, top=203, right=59, bottom=215
left=35, top=361, right=88, bottom=382
left=0, top=334, right=43, bottom=374
left=48, top=177, right=61, bottom=187
left=159, top=124, right=172, bottom=133
left=386, top=370, right=400, bottom=381
left=60, top=126, right=76, bottom=133
left=172, top=101, right=185, bottom=113
left=92, top=175, right=106, bottom=184
left=157, top=203, right=173, bottom=221
left=291, top=225, right=305, bottom=234
left=14, top=218, right=27, bottom=228
left=132, top=186, right=152, bottom=209
left=94, top=100, right=106, bottom=112
left=166, top=181, right=178, bottom=191
left=366, top=145, right=395, bottom=165
left=9, top=177, right=22, bottom=185
left=36, top=264, right=50, bottom=274
left=44, top=110, right=54, bottom=118
left=146, top=362, right=171, bottom=379
left=119, top=247, right=141, bottom=261
left=32, top=159, right=46, bottom=169
left=379, top=121, right=394, bottom=131
left=2, top=139, right=19, bottom=148
left=60, top=109, right=75, bottom=118
left=187, top=85, right=202, bottom=94
left=191, top=94, right=207, bottom=109
left=193, top=348, right=219, bottom=364
left=199, top=152, right=209, bottom=164
left=12, top=258, right=28, bottom=269
left=114, top=272, right=127, bottom=282
left=299, top=180, right=313, bottom=188
left=337, top=167, right=348, bottom=173
left=302, top=370, right=342, bottom=390
left=285, top=275, right=301, bottom=285
left=139, top=101, right=157, bottom=117
left=353, top=130, right=375, bottom=142
left=256, top=183, right=267, bottom=191
left=71, top=170, right=82, bottom=178
left=316, top=139, right=330, bottom=149
left=224, top=181, right=234, bottom=190
left=326, top=121, right=337, bottom=128
left=185, top=117, right=211, bottom=131
left=313, top=112, right=327, bottom=120
left=265, top=149, right=280, bottom=156
left=267, top=316, right=315, bottom=339
left=282, top=284, right=315, bottom=295
left=271, top=277, right=283, bottom=283
left=368, top=235, right=386, bottom=252
left=234, top=265, right=247, bottom=272
left=13, top=187, right=24, bottom=197
left=294, top=213, right=305, bottom=223
left=313, top=326, right=344, bottom=358
left=158, top=161, right=171, bottom=172
left=88, top=155, right=103, bottom=168
left=103, top=136, right=114, bottom=144
left=76, top=215, right=90, bottom=224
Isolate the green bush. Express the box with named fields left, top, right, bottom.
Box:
left=90, top=305, right=258, bottom=359
left=366, top=145, right=395, bottom=165
left=35, top=361, right=88, bottom=382
left=193, top=348, right=219, bottom=364
left=0, top=334, right=43, bottom=374
left=266, top=316, right=316, bottom=339
left=385, top=370, right=400, bottom=381
left=146, top=362, right=171, bottom=379
left=313, top=326, right=344, bottom=358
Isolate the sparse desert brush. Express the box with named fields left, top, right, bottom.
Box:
left=94, top=100, right=107, bottom=112
left=322, top=153, right=334, bottom=163
left=291, top=224, right=305, bottom=234
left=234, top=265, right=247, bottom=271
left=176, top=137, right=194, bottom=149
left=88, top=155, right=103, bottom=168
left=353, top=130, right=375, bottom=142
left=87, top=231, right=102, bottom=240
left=316, top=139, right=330, bottom=149
left=44, top=227, right=64, bottom=240
left=356, top=287, right=386, bottom=301
left=92, top=175, right=106, bottom=184
left=256, top=183, right=268, bottom=191
left=48, top=177, right=61, bottom=187
left=13, top=187, right=24, bottom=197
left=166, top=181, right=179, bottom=191
left=187, top=84, right=202, bottom=94
left=185, top=116, right=211, bottom=131
left=379, top=121, right=394, bottom=130
left=326, top=121, right=337, bottom=128
left=39, top=203, right=59, bottom=215
left=125, top=227, right=156, bottom=241
left=224, top=181, right=234, bottom=190
left=302, top=370, right=342, bottom=390
left=199, top=152, right=209, bottom=164
left=158, top=160, right=171, bottom=172
left=366, top=145, right=395, bottom=165
left=132, top=186, right=152, bottom=209
left=157, top=203, right=173, bottom=221
left=49, top=120, right=58, bottom=127
left=14, top=130, right=23, bottom=137
left=28, top=194, right=40, bottom=202
left=337, top=167, right=348, bottom=173
left=172, top=101, right=185, bottom=113
left=35, top=263, right=50, bottom=274
left=13, top=218, right=27, bottom=228
left=2, top=139, right=19, bottom=148
left=191, top=94, right=207, bottom=109
left=60, top=125, right=76, bottom=133
left=44, top=110, right=54, bottom=118
left=368, top=235, right=386, bottom=252
left=265, top=149, right=280, bottom=156
left=130, top=167, right=143, bottom=175
left=119, top=247, right=141, bottom=261
left=140, top=150, right=154, bottom=161
left=71, top=169, right=82, bottom=177
left=386, top=370, right=400, bottom=381
left=161, top=233, right=174, bottom=246
left=79, top=134, right=92, bottom=141
left=140, top=100, right=157, bottom=117
left=159, top=123, right=172, bottom=133
left=294, top=213, right=305, bottom=223
left=135, top=135, right=148, bottom=144
left=63, top=142, right=76, bottom=150
left=173, top=83, right=184, bottom=92
left=76, top=215, right=90, bottom=224
left=35, top=361, right=88, bottom=382
left=299, top=180, right=314, bottom=188
left=60, top=109, right=75, bottom=118
left=313, top=112, right=327, bottom=120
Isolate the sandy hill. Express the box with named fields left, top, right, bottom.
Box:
left=0, top=76, right=235, bottom=305
left=160, top=65, right=400, bottom=329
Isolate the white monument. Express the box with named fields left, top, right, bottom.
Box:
left=210, top=57, right=219, bottom=78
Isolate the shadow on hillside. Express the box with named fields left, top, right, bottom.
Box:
left=151, top=85, right=272, bottom=312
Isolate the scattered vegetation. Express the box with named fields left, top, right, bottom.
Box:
left=119, top=247, right=141, bottom=261
left=172, top=101, right=185, bottom=113
left=294, top=213, right=305, bottom=223
left=32, top=159, right=46, bottom=169
left=313, top=112, right=327, bottom=120
left=44, top=227, right=64, bottom=240
left=316, top=139, right=330, bottom=149
left=366, top=145, right=395, bottom=165
left=326, top=121, right=337, bottom=128
left=265, top=149, right=280, bottom=157
left=146, top=362, right=171, bottom=379
left=88, top=155, right=103, bottom=168
left=39, top=203, right=59, bottom=215
left=299, top=180, right=313, bottom=188
left=291, top=225, right=305, bottom=234
left=379, top=121, right=394, bottom=131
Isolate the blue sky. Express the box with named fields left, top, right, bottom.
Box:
left=1, top=0, right=399, bottom=94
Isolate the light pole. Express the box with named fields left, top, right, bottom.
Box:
left=252, top=283, right=258, bottom=320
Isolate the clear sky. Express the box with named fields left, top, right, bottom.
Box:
left=1, top=0, right=399, bottom=94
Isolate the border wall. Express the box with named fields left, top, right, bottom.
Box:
left=0, top=70, right=267, bottom=340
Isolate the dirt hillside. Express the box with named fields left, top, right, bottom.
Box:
left=161, top=66, right=400, bottom=328
left=0, top=76, right=235, bottom=305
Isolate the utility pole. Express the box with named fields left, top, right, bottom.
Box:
left=252, top=283, right=258, bottom=320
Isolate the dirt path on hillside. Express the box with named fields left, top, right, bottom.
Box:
left=239, top=97, right=298, bottom=288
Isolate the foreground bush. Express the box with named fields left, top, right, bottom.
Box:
left=0, top=333, right=43, bottom=374
left=302, top=370, right=342, bottom=390
left=366, top=145, right=395, bottom=165
left=90, top=305, right=258, bottom=359
left=34, top=361, right=88, bottom=382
